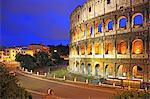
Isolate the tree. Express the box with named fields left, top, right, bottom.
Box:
left=16, top=54, right=37, bottom=70
left=16, top=52, right=54, bottom=70
left=0, top=63, right=32, bottom=98
left=15, top=53, right=24, bottom=62
left=51, top=52, right=60, bottom=59
left=34, top=51, right=49, bottom=67
left=46, top=58, right=55, bottom=66
left=51, top=52, right=63, bottom=65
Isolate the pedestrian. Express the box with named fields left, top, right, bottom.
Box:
left=47, top=88, right=54, bottom=95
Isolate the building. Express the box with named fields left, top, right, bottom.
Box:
left=28, top=44, right=49, bottom=54
left=69, top=0, right=150, bottom=83
left=0, top=48, right=34, bottom=62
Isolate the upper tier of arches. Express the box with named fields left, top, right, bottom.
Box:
left=71, top=12, right=149, bottom=42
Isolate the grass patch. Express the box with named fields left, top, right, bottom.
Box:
left=48, top=67, right=96, bottom=82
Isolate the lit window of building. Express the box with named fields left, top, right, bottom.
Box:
left=133, top=66, right=143, bottom=78
left=105, top=43, right=113, bottom=54
left=87, top=44, right=92, bottom=55
left=81, top=24, right=85, bottom=38
left=87, top=24, right=91, bottom=37
left=95, top=43, right=100, bottom=55
left=132, top=39, right=143, bottom=54
left=117, top=41, right=127, bottom=54
left=81, top=45, right=85, bottom=55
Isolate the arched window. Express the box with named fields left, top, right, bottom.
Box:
left=107, top=0, right=111, bottom=4
left=87, top=24, right=91, bottom=37
left=133, top=14, right=143, bottom=26
left=105, top=43, right=113, bottom=54
left=81, top=45, right=85, bottom=55
left=132, top=39, right=143, bottom=54
left=77, top=28, right=80, bottom=39
left=84, top=29, right=86, bottom=36
left=95, top=64, right=100, bottom=76
left=81, top=24, right=85, bottom=38
left=81, top=63, right=85, bottom=74
left=98, top=23, right=102, bottom=33
left=87, top=64, right=92, bottom=75
left=77, top=46, right=79, bottom=55
left=87, top=44, right=92, bottom=55
left=132, top=66, right=143, bottom=78
left=95, top=43, right=100, bottom=55
left=117, top=41, right=127, bottom=54
left=117, top=65, right=127, bottom=77
left=119, top=17, right=127, bottom=28
left=105, top=64, right=113, bottom=77
left=107, top=20, right=113, bottom=30
left=90, top=27, right=93, bottom=35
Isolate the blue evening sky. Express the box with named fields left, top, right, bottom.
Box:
left=0, top=0, right=86, bottom=47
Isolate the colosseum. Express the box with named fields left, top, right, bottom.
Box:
left=69, top=0, right=150, bottom=83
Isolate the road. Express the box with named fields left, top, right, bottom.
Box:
left=16, top=72, right=118, bottom=99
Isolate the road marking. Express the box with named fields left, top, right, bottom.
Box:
left=17, top=71, right=116, bottom=94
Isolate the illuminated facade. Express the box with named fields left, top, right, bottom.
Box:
left=69, top=0, right=150, bottom=82
left=28, top=44, right=50, bottom=54
left=0, top=48, right=34, bottom=62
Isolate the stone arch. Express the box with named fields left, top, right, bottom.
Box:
left=95, top=64, right=100, bottom=76
left=98, top=23, right=102, bottom=33
left=81, top=44, right=85, bottom=55
left=87, top=63, right=92, bottom=76
left=81, top=24, right=85, bottom=38
left=76, top=61, right=80, bottom=72
left=132, top=66, right=143, bottom=79
left=132, top=39, right=143, bottom=54
left=118, top=16, right=127, bottom=28
left=81, top=63, right=85, bottom=74
left=106, top=19, right=114, bottom=31
left=105, top=42, right=113, bottom=54
left=94, top=42, right=100, bottom=55
left=87, top=43, right=92, bottom=55
left=73, top=61, right=75, bottom=65
left=117, top=65, right=127, bottom=78
left=105, top=64, right=113, bottom=78
left=90, top=26, right=93, bottom=35
left=87, top=23, right=93, bottom=37
left=77, top=27, right=81, bottom=39
left=132, top=13, right=143, bottom=27
left=117, top=40, right=127, bottom=54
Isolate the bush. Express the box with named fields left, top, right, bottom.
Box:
left=99, top=78, right=106, bottom=83
left=0, top=64, right=32, bottom=98
left=114, top=89, right=150, bottom=99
